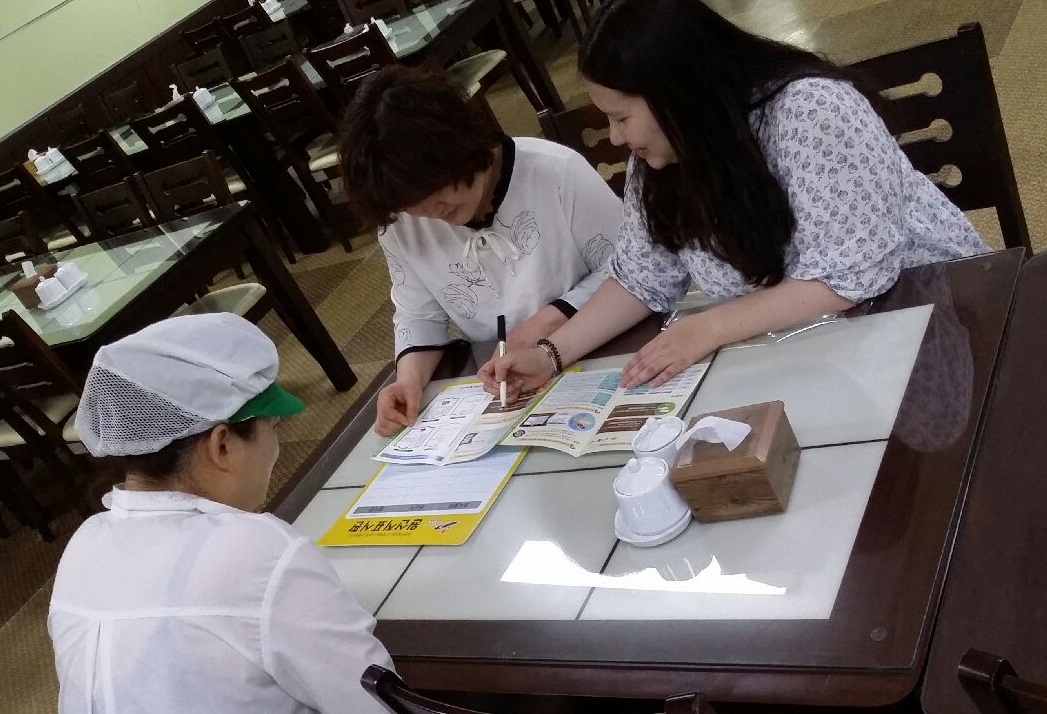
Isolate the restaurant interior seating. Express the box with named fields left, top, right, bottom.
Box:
left=46, top=103, right=95, bottom=146
left=73, top=178, right=154, bottom=240
left=0, top=310, right=95, bottom=540
left=959, top=649, right=1047, bottom=713
left=180, top=17, right=227, bottom=56
left=99, top=78, right=152, bottom=126
left=61, top=131, right=139, bottom=194
left=173, top=46, right=237, bottom=92
left=218, top=3, right=272, bottom=44
left=304, top=23, right=398, bottom=106
left=0, top=163, right=85, bottom=247
left=852, top=22, right=1031, bottom=253
left=240, top=21, right=302, bottom=72
left=538, top=103, right=629, bottom=196
left=0, top=211, right=46, bottom=264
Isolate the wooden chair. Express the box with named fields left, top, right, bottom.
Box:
left=172, top=46, right=236, bottom=92
left=62, top=131, right=138, bottom=193
left=219, top=3, right=271, bottom=42
left=851, top=23, right=1030, bottom=253
left=343, top=0, right=411, bottom=23
left=302, top=0, right=355, bottom=44
left=0, top=310, right=96, bottom=538
left=127, top=98, right=247, bottom=197
left=303, top=24, right=397, bottom=106
left=960, top=649, right=1047, bottom=713
left=361, top=666, right=491, bottom=714
left=0, top=211, right=47, bottom=264
left=47, top=103, right=94, bottom=145
left=180, top=18, right=226, bottom=55
left=99, top=79, right=151, bottom=125
left=73, top=179, right=153, bottom=240
left=230, top=58, right=343, bottom=224
left=538, top=103, right=629, bottom=197
left=240, top=21, right=301, bottom=71
left=0, top=163, right=85, bottom=248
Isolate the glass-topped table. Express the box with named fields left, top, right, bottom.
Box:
left=278, top=249, right=1023, bottom=708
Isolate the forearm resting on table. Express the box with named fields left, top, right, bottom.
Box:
left=548, top=278, right=653, bottom=365
left=395, top=349, right=444, bottom=389
left=701, top=277, right=855, bottom=348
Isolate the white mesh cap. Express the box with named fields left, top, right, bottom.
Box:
left=75, top=313, right=282, bottom=457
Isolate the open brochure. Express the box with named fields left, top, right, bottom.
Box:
left=374, top=363, right=708, bottom=465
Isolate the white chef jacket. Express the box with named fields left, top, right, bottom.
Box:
left=49, top=487, right=393, bottom=714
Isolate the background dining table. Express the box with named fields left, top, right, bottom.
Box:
left=275, top=248, right=1025, bottom=711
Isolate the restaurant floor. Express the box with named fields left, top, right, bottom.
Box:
left=1, top=0, right=1044, bottom=710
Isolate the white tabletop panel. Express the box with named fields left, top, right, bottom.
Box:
left=291, top=488, right=418, bottom=614
left=377, top=469, right=620, bottom=620
left=579, top=441, right=886, bottom=621
left=688, top=306, right=932, bottom=447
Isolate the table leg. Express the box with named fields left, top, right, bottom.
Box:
left=244, top=211, right=357, bottom=391
left=496, top=0, right=565, bottom=111
left=222, top=117, right=330, bottom=254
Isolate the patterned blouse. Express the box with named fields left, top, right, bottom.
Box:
left=607, top=77, right=990, bottom=312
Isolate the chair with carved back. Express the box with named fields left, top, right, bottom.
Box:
left=240, top=21, right=301, bottom=72
left=62, top=131, right=138, bottom=194
left=99, top=78, right=152, bottom=125
left=960, top=649, right=1047, bottom=714
left=851, top=22, right=1030, bottom=253
left=181, top=17, right=226, bottom=55
left=136, top=151, right=291, bottom=315
left=0, top=162, right=85, bottom=249
left=538, top=103, right=629, bottom=197
left=73, top=179, right=153, bottom=241
left=172, top=46, right=236, bottom=92
left=303, top=23, right=396, bottom=106
left=0, top=310, right=98, bottom=537
left=230, top=58, right=345, bottom=226
left=47, top=103, right=95, bottom=145
left=127, top=97, right=248, bottom=197
left=0, top=211, right=47, bottom=264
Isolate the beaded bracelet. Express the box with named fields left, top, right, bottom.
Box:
left=536, top=338, right=563, bottom=376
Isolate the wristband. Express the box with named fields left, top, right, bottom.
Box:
left=535, top=339, right=563, bottom=376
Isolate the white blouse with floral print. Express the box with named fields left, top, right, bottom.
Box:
left=607, top=77, right=990, bottom=313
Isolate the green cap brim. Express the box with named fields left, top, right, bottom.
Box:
left=229, top=382, right=305, bottom=423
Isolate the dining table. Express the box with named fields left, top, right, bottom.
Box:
left=0, top=201, right=357, bottom=390
left=274, top=248, right=1024, bottom=710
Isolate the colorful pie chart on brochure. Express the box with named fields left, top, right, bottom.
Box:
left=567, top=412, right=597, bottom=431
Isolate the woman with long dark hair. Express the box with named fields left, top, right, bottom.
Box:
left=481, top=0, right=987, bottom=396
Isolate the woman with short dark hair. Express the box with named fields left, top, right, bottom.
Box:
left=338, top=65, right=623, bottom=436
left=482, top=0, right=987, bottom=397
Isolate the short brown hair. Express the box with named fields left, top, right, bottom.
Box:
left=337, top=65, right=501, bottom=229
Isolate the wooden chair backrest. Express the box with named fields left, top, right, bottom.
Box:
left=100, top=79, right=151, bottom=125
left=136, top=150, right=233, bottom=222
left=62, top=131, right=137, bottom=193
left=538, top=103, right=628, bottom=197
left=219, top=4, right=271, bottom=41
left=128, top=98, right=226, bottom=166
left=231, top=57, right=338, bottom=148
left=851, top=22, right=1029, bottom=252
left=304, top=24, right=395, bottom=105
left=181, top=18, right=226, bottom=55
left=0, top=211, right=46, bottom=261
left=74, top=179, right=153, bottom=240
left=172, top=46, right=235, bottom=92
left=0, top=310, right=83, bottom=403
left=240, top=22, right=301, bottom=72
left=47, top=103, right=94, bottom=145
left=960, top=649, right=1047, bottom=714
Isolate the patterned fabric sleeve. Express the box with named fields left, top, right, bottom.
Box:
left=556, top=150, right=624, bottom=309
left=606, top=159, right=691, bottom=312
left=379, top=226, right=453, bottom=359
left=767, top=78, right=913, bottom=302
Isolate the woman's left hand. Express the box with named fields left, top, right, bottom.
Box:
left=621, top=313, right=717, bottom=388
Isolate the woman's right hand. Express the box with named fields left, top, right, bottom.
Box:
left=479, top=346, right=555, bottom=403
left=374, top=381, right=423, bottom=436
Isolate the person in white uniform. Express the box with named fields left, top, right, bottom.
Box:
left=481, top=0, right=989, bottom=399
left=338, top=65, right=624, bottom=436
left=48, top=313, right=393, bottom=714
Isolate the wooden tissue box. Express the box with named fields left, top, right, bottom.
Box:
left=9, top=263, right=58, bottom=309
left=669, top=401, right=799, bottom=523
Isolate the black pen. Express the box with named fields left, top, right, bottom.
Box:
left=497, top=314, right=507, bottom=407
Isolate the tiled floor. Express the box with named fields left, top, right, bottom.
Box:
left=1, top=0, right=1044, bottom=709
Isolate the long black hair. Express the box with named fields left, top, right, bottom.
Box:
left=579, top=0, right=875, bottom=286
